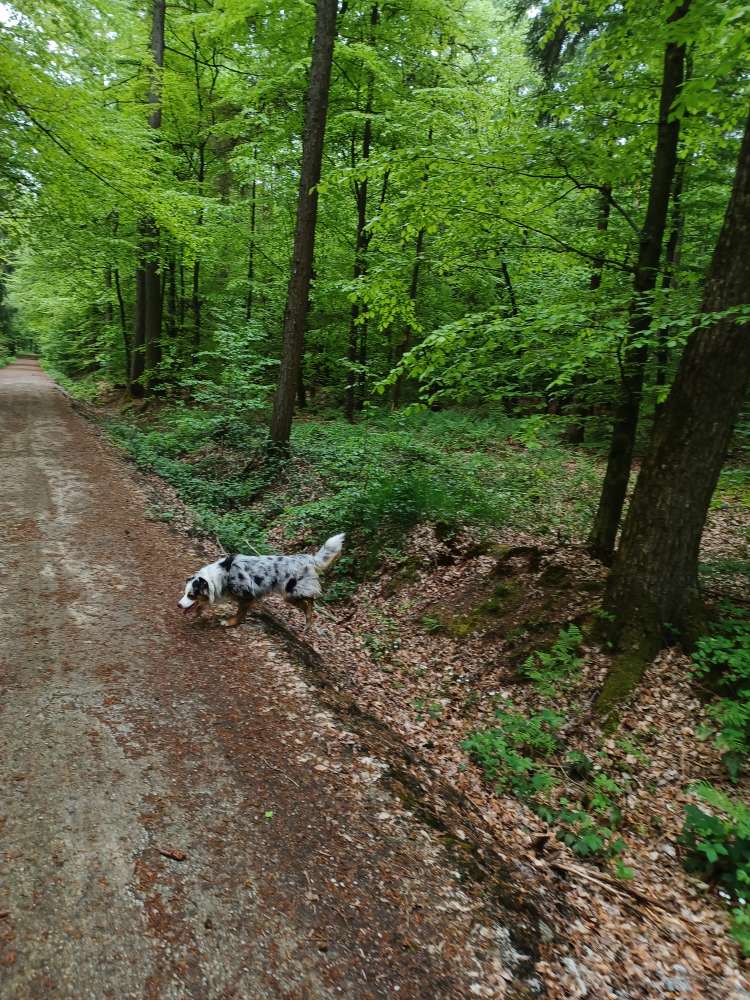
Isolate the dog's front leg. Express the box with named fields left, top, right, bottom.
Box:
left=222, top=598, right=252, bottom=628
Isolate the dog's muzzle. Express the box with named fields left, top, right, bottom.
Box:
left=178, top=596, right=196, bottom=611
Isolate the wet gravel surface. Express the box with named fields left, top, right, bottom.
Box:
left=0, top=361, right=528, bottom=999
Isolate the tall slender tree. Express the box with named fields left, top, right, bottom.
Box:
left=595, top=104, right=750, bottom=715
left=269, top=0, right=338, bottom=447
left=131, top=0, right=166, bottom=397
left=587, top=0, right=691, bottom=562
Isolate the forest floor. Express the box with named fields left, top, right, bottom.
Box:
left=29, top=366, right=750, bottom=998
left=0, top=359, right=543, bottom=1000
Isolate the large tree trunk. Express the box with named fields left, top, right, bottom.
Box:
left=131, top=0, right=165, bottom=396
left=595, top=105, right=750, bottom=716
left=269, top=0, right=337, bottom=448
left=587, top=0, right=690, bottom=563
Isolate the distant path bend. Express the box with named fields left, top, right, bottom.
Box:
left=0, top=360, right=522, bottom=999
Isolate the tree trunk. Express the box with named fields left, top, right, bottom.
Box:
left=587, top=0, right=691, bottom=563
left=565, top=184, right=613, bottom=443
left=246, top=149, right=258, bottom=321
left=131, top=264, right=147, bottom=396
left=595, top=105, right=750, bottom=715
left=654, top=156, right=687, bottom=417
left=166, top=256, right=177, bottom=339
left=113, top=268, right=131, bottom=382
left=344, top=4, right=378, bottom=421
left=269, top=0, right=337, bottom=448
left=192, top=142, right=206, bottom=358
left=500, top=260, right=518, bottom=315
left=391, top=226, right=425, bottom=408
left=131, top=0, right=165, bottom=396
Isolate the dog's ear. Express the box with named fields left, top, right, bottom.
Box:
left=219, top=554, right=236, bottom=571
left=196, top=576, right=209, bottom=594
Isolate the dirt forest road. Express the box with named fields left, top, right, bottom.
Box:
left=0, top=360, right=530, bottom=1000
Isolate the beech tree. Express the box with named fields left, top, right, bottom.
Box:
left=587, top=0, right=691, bottom=563
left=596, top=104, right=750, bottom=714
left=131, top=0, right=166, bottom=397
left=269, top=0, right=338, bottom=447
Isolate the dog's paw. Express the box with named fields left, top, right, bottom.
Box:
left=221, top=616, right=240, bottom=628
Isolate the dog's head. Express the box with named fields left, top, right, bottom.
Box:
left=178, top=574, right=210, bottom=613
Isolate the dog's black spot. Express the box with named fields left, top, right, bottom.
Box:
left=219, top=554, right=236, bottom=571
left=285, top=577, right=298, bottom=594
left=254, top=575, right=264, bottom=585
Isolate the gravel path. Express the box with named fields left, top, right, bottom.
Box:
left=0, top=360, right=526, bottom=999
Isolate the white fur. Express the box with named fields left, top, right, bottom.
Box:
left=314, top=533, right=345, bottom=570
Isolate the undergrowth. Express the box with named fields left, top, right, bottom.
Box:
left=681, top=783, right=750, bottom=955
left=463, top=626, right=633, bottom=876
left=101, top=404, right=600, bottom=576
left=683, top=607, right=750, bottom=954
left=691, top=605, right=750, bottom=782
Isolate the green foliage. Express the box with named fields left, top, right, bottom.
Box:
left=105, top=411, right=268, bottom=553
left=680, top=783, right=750, bottom=955
left=519, top=625, right=584, bottom=696
left=463, top=706, right=629, bottom=868
left=691, top=607, right=750, bottom=781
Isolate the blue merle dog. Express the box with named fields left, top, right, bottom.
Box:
left=178, top=534, right=345, bottom=630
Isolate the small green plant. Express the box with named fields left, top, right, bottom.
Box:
left=680, top=783, right=750, bottom=955
left=519, top=625, right=584, bottom=696
left=691, top=607, right=750, bottom=781
left=463, top=706, right=629, bottom=868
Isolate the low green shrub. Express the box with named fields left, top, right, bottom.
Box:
left=463, top=706, right=630, bottom=870
left=691, top=606, right=750, bottom=781
left=519, top=625, right=584, bottom=695
left=680, top=783, right=750, bottom=955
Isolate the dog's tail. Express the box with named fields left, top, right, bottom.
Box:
left=313, top=533, right=345, bottom=572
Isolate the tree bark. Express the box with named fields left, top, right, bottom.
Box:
left=131, top=0, right=165, bottom=396
left=246, top=149, right=258, bottom=321
left=391, top=226, right=425, bottom=408
left=166, top=256, right=177, bottom=339
left=113, top=268, right=130, bottom=381
left=654, top=156, right=687, bottom=417
left=269, top=0, right=337, bottom=448
left=344, top=4, right=378, bottom=421
left=595, top=105, right=750, bottom=716
left=587, top=0, right=691, bottom=563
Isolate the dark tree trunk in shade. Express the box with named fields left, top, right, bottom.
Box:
left=596, top=106, right=750, bottom=715
left=166, top=257, right=177, bottom=339
left=269, top=0, right=337, bottom=448
left=131, top=0, right=165, bottom=396
left=500, top=260, right=518, bottom=315
left=246, top=150, right=258, bottom=321
left=654, top=157, right=687, bottom=417
left=345, top=4, right=378, bottom=422
left=192, top=142, right=206, bottom=356
left=113, top=268, right=130, bottom=381
left=131, top=265, right=147, bottom=396
left=391, top=226, right=425, bottom=408
left=565, top=184, right=612, bottom=444
left=587, top=0, right=690, bottom=563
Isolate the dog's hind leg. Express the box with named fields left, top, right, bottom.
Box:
left=222, top=598, right=252, bottom=628
left=287, top=596, right=315, bottom=632
left=303, top=598, right=315, bottom=632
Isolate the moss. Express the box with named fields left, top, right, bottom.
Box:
left=594, top=628, right=661, bottom=726
left=428, top=579, right=523, bottom=637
